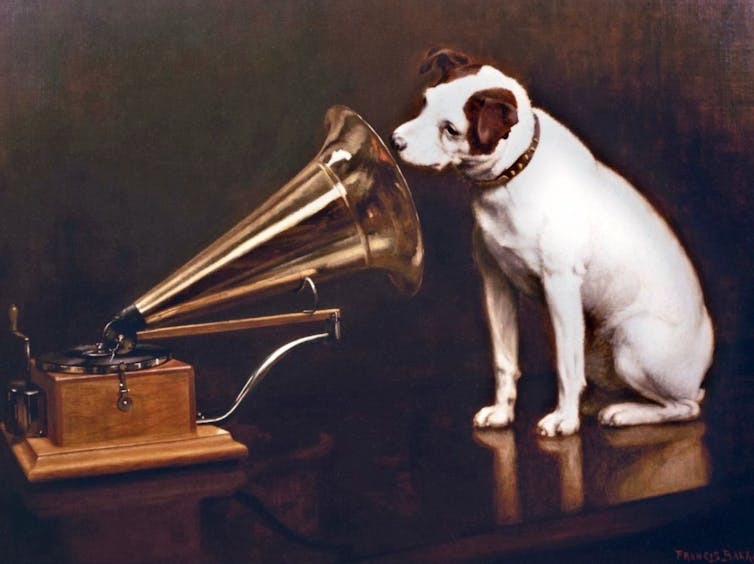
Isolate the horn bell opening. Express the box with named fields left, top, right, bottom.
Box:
left=318, top=105, right=424, bottom=296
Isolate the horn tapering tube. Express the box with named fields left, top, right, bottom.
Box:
left=102, top=106, right=423, bottom=351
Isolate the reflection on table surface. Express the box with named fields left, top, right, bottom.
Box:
left=475, top=420, right=709, bottom=525
left=0, top=363, right=750, bottom=564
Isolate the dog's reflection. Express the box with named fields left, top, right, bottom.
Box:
left=475, top=421, right=709, bottom=523
left=536, top=434, right=585, bottom=513
left=473, top=429, right=522, bottom=524
left=594, top=422, right=709, bottom=505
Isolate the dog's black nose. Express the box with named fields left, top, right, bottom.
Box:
left=390, top=133, right=407, bottom=152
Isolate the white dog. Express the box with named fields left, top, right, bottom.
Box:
left=392, top=48, right=714, bottom=436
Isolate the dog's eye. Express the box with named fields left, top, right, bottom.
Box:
left=443, top=122, right=460, bottom=138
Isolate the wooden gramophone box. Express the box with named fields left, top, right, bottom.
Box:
left=4, top=357, right=248, bottom=483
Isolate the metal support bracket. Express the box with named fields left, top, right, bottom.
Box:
left=197, top=331, right=330, bottom=425
left=191, top=307, right=341, bottom=426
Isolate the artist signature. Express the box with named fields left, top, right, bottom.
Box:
left=676, top=549, right=754, bottom=563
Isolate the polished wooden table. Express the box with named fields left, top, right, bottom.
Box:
left=1, top=343, right=752, bottom=564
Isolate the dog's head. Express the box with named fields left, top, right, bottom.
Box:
left=392, top=48, right=532, bottom=180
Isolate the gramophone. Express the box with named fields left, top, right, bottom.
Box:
left=2, top=106, right=424, bottom=482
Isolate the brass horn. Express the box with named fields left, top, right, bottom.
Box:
left=102, top=105, right=424, bottom=352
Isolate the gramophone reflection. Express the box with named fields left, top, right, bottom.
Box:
left=3, top=106, right=424, bottom=482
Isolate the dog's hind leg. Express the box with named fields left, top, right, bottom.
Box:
left=598, top=399, right=701, bottom=427
left=598, top=316, right=707, bottom=427
left=598, top=368, right=703, bottom=427
left=473, top=236, right=521, bottom=429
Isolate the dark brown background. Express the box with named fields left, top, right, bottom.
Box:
left=0, top=3, right=751, bottom=428
left=0, top=1, right=753, bottom=561
left=2, top=0, right=752, bottom=383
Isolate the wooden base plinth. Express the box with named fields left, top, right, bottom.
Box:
left=2, top=424, right=248, bottom=482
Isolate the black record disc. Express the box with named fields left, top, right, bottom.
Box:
left=36, top=344, right=171, bottom=374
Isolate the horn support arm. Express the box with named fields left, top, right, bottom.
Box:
left=136, top=308, right=340, bottom=341
left=194, top=309, right=341, bottom=425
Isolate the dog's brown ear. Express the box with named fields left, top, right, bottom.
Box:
left=464, top=88, right=519, bottom=155
left=419, top=47, right=472, bottom=76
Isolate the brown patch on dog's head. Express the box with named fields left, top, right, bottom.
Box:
left=464, top=88, right=519, bottom=155
left=419, top=47, right=482, bottom=84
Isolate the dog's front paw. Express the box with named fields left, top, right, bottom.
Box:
left=473, top=404, right=515, bottom=428
left=537, top=410, right=580, bottom=437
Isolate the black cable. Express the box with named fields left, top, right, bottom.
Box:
left=232, top=489, right=355, bottom=561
